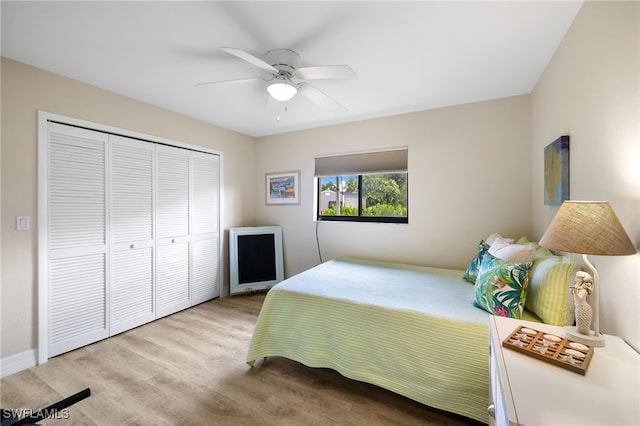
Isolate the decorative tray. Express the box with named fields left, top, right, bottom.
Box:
left=502, top=325, right=594, bottom=375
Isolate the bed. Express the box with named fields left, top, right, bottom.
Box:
left=247, top=247, right=579, bottom=423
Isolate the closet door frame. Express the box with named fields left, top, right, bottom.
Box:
left=37, top=111, right=223, bottom=364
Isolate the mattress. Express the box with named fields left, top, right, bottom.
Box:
left=246, top=258, right=511, bottom=423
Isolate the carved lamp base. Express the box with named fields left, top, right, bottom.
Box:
left=563, top=325, right=606, bottom=347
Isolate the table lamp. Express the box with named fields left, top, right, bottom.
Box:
left=539, top=201, right=637, bottom=347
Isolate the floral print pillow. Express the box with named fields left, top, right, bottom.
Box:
left=473, top=254, right=532, bottom=318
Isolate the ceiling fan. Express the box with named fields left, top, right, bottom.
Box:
left=198, top=47, right=356, bottom=114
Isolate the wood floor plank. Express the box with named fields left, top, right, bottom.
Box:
left=1, top=294, right=481, bottom=425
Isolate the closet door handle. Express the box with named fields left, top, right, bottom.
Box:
left=171, top=238, right=176, bottom=243
left=130, top=244, right=135, bottom=249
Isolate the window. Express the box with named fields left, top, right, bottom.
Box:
left=315, top=148, right=408, bottom=223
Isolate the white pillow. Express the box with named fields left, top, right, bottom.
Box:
left=485, top=232, right=513, bottom=246
left=489, top=241, right=535, bottom=263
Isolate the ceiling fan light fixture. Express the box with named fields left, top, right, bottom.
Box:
left=267, top=81, right=297, bottom=102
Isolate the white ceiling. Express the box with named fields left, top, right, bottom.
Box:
left=1, top=1, right=583, bottom=138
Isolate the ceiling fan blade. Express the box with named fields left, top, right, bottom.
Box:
left=221, top=47, right=277, bottom=73
left=196, top=78, right=264, bottom=87
left=297, top=65, right=356, bottom=80
left=297, top=83, right=347, bottom=115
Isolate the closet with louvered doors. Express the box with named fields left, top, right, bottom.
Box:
left=191, top=151, right=221, bottom=305
left=156, top=145, right=191, bottom=319
left=47, top=123, right=110, bottom=358
left=109, top=135, right=155, bottom=335
left=155, top=146, right=221, bottom=317
left=42, top=118, right=220, bottom=359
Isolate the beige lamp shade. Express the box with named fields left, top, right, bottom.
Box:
left=540, top=201, right=636, bottom=255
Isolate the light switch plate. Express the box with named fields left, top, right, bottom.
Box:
left=16, top=216, right=30, bottom=231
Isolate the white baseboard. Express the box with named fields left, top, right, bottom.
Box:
left=1, top=349, right=37, bottom=378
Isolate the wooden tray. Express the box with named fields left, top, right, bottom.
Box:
left=502, top=325, right=594, bottom=375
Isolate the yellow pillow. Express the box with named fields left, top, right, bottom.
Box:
left=526, top=254, right=580, bottom=326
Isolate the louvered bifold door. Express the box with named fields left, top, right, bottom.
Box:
left=156, top=145, right=191, bottom=318
left=47, top=123, right=109, bottom=357
left=191, top=152, right=220, bottom=304
left=109, top=136, right=155, bottom=335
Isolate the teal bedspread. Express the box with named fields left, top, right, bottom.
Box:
left=246, top=258, right=493, bottom=423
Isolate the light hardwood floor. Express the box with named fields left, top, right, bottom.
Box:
left=1, top=294, right=482, bottom=425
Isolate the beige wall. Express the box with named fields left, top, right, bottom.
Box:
left=255, top=95, right=533, bottom=277
left=531, top=1, right=640, bottom=349
left=1, top=58, right=257, bottom=358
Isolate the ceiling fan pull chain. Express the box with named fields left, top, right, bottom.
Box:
left=276, top=98, right=289, bottom=121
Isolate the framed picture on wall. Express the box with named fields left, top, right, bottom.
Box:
left=544, top=135, right=570, bottom=206
left=266, top=171, right=300, bottom=205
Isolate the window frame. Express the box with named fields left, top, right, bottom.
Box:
left=316, top=173, right=409, bottom=224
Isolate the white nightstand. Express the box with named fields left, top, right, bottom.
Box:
left=489, top=316, right=640, bottom=426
